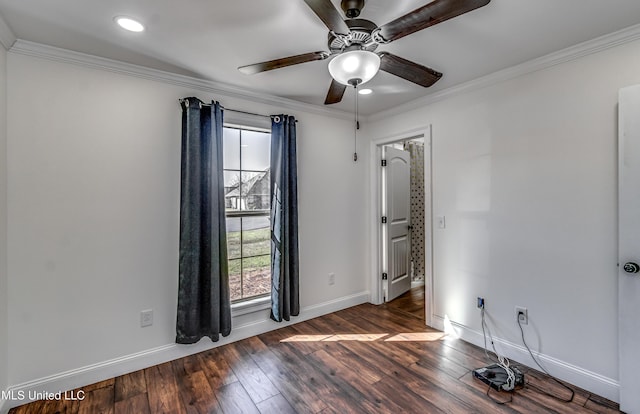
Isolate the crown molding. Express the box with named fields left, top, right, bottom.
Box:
left=369, top=22, right=640, bottom=121
left=8, top=20, right=640, bottom=123
left=0, top=11, right=16, bottom=50
left=9, top=40, right=352, bottom=121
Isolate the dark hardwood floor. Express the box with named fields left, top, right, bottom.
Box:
left=386, top=285, right=426, bottom=320
left=10, top=291, right=620, bottom=414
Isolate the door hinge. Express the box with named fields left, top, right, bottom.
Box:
left=382, top=273, right=388, bottom=280
left=381, top=159, right=387, bottom=167
left=381, top=216, right=387, bottom=224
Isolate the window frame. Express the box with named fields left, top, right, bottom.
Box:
left=223, top=120, right=272, bottom=306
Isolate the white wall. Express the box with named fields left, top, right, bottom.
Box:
left=0, top=42, right=9, bottom=399
left=5, top=52, right=369, bottom=387
left=366, top=38, right=640, bottom=397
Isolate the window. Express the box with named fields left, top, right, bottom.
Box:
left=223, top=126, right=271, bottom=302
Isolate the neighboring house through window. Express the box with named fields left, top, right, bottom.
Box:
left=223, top=125, right=271, bottom=302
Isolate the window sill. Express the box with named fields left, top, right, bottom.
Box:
left=231, top=295, right=270, bottom=317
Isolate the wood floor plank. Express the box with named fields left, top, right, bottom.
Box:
left=218, top=341, right=280, bottom=404
left=386, top=286, right=426, bottom=319
left=171, top=360, right=222, bottom=414
left=459, top=371, right=559, bottom=414
left=114, top=370, right=147, bottom=402
left=238, top=336, right=327, bottom=413
left=307, top=348, right=407, bottom=414
left=144, top=362, right=186, bottom=414
left=11, top=289, right=621, bottom=414
left=51, top=398, right=80, bottom=414
left=114, top=393, right=150, bottom=414
left=393, top=340, right=472, bottom=378
left=10, top=400, right=46, bottom=414
left=372, top=372, right=447, bottom=414
left=270, top=341, right=369, bottom=414
left=216, top=382, right=260, bottom=414
left=584, top=395, right=623, bottom=414
left=197, top=347, right=238, bottom=390
left=407, top=361, right=517, bottom=414
left=523, top=367, right=589, bottom=407
left=77, top=385, right=114, bottom=414
left=255, top=394, right=297, bottom=414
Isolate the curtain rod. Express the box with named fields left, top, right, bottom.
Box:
left=178, top=98, right=279, bottom=120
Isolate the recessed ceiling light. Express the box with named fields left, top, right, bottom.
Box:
left=359, top=88, right=373, bottom=95
left=115, top=16, right=145, bottom=32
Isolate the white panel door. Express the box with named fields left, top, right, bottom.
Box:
left=384, top=147, right=411, bottom=302
left=618, top=85, right=640, bottom=414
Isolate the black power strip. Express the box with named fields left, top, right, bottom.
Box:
left=473, top=364, right=525, bottom=391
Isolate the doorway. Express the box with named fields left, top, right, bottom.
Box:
left=617, top=84, right=640, bottom=413
left=370, top=126, right=433, bottom=326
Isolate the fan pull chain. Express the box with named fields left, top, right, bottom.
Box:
left=354, top=84, right=359, bottom=162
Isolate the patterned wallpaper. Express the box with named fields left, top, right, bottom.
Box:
left=404, top=141, right=425, bottom=281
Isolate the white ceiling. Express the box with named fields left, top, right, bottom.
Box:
left=1, top=0, right=640, bottom=115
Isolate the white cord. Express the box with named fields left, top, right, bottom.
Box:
left=481, top=308, right=516, bottom=391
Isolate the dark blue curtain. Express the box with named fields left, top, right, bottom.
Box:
left=270, top=115, right=300, bottom=322
left=176, top=98, right=231, bottom=343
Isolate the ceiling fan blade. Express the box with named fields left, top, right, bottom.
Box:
left=376, top=0, right=490, bottom=43
left=379, top=52, right=442, bottom=87
left=303, top=0, right=350, bottom=35
left=238, top=51, right=329, bottom=75
left=325, top=79, right=347, bottom=104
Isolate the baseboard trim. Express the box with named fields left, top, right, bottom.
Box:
left=1, top=291, right=369, bottom=413
left=431, top=315, right=619, bottom=403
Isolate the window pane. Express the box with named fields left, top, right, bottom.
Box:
left=242, top=255, right=271, bottom=299
left=242, top=216, right=270, bottom=257
left=241, top=171, right=270, bottom=210
left=224, top=170, right=241, bottom=211
left=241, top=130, right=270, bottom=172
left=226, top=217, right=241, bottom=260
left=224, top=126, right=271, bottom=303
left=229, top=259, right=242, bottom=302
left=223, top=127, right=240, bottom=170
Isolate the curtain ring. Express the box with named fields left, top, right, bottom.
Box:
left=185, top=98, right=190, bottom=108
left=273, top=116, right=281, bottom=123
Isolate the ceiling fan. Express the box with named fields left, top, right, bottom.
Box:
left=238, top=0, right=491, bottom=105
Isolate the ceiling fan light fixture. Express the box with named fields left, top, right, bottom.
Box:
left=328, top=50, right=380, bottom=86
left=115, top=16, right=145, bottom=32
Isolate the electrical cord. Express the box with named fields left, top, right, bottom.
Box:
left=481, top=308, right=499, bottom=360
left=480, top=308, right=517, bottom=392
left=517, top=316, right=575, bottom=403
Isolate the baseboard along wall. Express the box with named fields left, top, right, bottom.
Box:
left=0, top=291, right=370, bottom=413
left=430, top=315, right=619, bottom=403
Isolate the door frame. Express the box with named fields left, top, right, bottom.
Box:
left=369, top=125, right=434, bottom=327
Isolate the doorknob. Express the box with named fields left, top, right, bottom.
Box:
left=623, top=262, right=640, bottom=274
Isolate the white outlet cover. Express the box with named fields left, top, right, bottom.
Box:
left=436, top=216, right=446, bottom=229
left=141, top=309, right=153, bottom=327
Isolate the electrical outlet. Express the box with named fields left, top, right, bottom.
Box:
left=515, top=306, right=528, bottom=325
left=328, top=272, right=335, bottom=286
left=141, top=309, right=153, bottom=327
left=477, top=297, right=485, bottom=308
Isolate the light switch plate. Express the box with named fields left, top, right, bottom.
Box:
left=436, top=216, right=446, bottom=229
